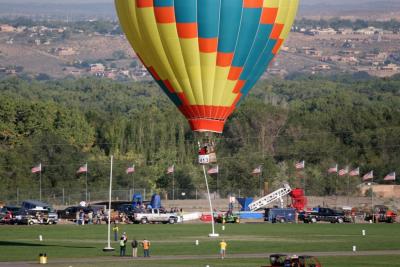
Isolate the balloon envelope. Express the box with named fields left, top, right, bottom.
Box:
left=115, top=0, right=298, bottom=133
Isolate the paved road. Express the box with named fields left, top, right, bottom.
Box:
left=1, top=250, right=400, bottom=266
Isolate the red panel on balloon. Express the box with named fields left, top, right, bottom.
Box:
left=136, top=0, right=153, bottom=8
left=261, top=8, right=278, bottom=24
left=154, top=7, right=176, bottom=23
left=199, top=38, right=218, bottom=53
left=189, top=119, right=225, bottom=133
left=177, top=23, right=198, bottom=39
left=243, top=0, right=263, bottom=8
left=216, top=52, right=234, bottom=67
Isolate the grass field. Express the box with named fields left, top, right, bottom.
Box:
left=0, top=223, right=400, bottom=266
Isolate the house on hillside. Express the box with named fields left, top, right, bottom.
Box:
left=89, top=63, right=105, bottom=73
left=0, top=24, right=16, bottom=32
left=56, top=47, right=76, bottom=56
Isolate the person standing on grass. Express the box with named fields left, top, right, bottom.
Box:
left=142, top=238, right=151, bottom=257
left=119, top=237, right=126, bottom=256
left=112, top=223, right=119, bottom=241
left=219, top=239, right=227, bottom=259
left=131, top=237, right=138, bottom=258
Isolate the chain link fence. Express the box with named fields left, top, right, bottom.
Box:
left=4, top=187, right=248, bottom=207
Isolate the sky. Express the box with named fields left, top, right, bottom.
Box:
left=0, top=0, right=398, bottom=19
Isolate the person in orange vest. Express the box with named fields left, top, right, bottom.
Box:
left=141, top=238, right=151, bottom=257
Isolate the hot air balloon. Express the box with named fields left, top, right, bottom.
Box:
left=115, top=0, right=298, bottom=134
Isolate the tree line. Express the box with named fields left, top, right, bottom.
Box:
left=0, top=74, right=399, bottom=202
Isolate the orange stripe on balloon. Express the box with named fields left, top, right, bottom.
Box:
left=177, top=93, right=190, bottom=106
left=272, top=39, right=283, bottom=54
left=154, top=7, right=175, bottom=23
left=260, top=8, right=278, bottom=24
left=177, top=23, right=198, bottom=38
left=148, top=67, right=161, bottom=81
left=233, top=80, right=245, bottom=93
left=233, top=93, right=242, bottom=106
left=271, top=23, right=284, bottom=39
left=243, top=0, right=263, bottom=8
left=189, top=119, right=225, bottom=133
left=136, top=0, right=153, bottom=8
left=163, top=80, right=175, bottom=93
left=216, top=52, right=234, bottom=67
left=228, top=66, right=243, bottom=81
left=199, top=38, right=218, bottom=53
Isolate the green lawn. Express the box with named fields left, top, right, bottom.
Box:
left=0, top=223, right=400, bottom=266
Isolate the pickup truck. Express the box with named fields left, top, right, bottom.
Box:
left=303, top=207, right=350, bottom=223
left=133, top=209, right=178, bottom=224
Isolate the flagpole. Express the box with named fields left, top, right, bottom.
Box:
left=172, top=168, right=175, bottom=201
left=202, top=165, right=218, bottom=237
left=39, top=163, right=42, bottom=202
left=103, top=155, right=114, bottom=252
left=132, top=171, right=135, bottom=195
left=371, top=175, right=374, bottom=211
left=259, top=169, right=262, bottom=197
left=217, top=166, right=219, bottom=199
left=85, top=163, right=88, bottom=203
left=347, top=173, right=350, bottom=205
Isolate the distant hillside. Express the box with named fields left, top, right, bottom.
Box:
left=299, top=0, right=400, bottom=18
left=0, top=0, right=399, bottom=20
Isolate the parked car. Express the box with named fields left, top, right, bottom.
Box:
left=264, top=208, right=296, bottom=223
left=214, top=212, right=240, bottom=223
left=133, top=208, right=178, bottom=224
left=58, top=206, right=91, bottom=221
left=14, top=208, right=58, bottom=225
left=364, top=205, right=397, bottom=223
left=21, top=200, right=52, bottom=211
left=303, top=207, right=350, bottom=223
left=0, top=206, right=21, bottom=224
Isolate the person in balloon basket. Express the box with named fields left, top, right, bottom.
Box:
left=219, top=239, right=227, bottom=259
left=141, top=238, right=151, bottom=257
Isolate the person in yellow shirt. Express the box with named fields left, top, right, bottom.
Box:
left=112, top=223, right=119, bottom=241
left=219, top=239, right=227, bottom=259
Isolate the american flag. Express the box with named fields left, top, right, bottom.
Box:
left=31, top=163, right=42, bottom=173
left=77, top=164, right=88, bottom=174
left=167, top=164, right=174, bottom=174
left=362, top=170, right=374, bottom=181
left=207, top=165, right=219, bottom=175
left=252, top=165, right=262, bottom=175
left=327, top=164, right=338, bottom=173
left=338, top=167, right=349, bottom=176
left=384, top=172, right=396, bottom=181
left=349, top=167, right=360, bottom=177
left=295, top=160, right=305, bottom=170
left=126, top=165, right=135, bottom=174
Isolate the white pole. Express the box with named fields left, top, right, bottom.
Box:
left=103, top=155, right=114, bottom=252
left=85, top=163, right=88, bottom=202
left=39, top=163, right=42, bottom=202
left=203, top=165, right=219, bottom=237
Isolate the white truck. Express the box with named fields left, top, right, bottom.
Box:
left=133, top=209, right=178, bottom=224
